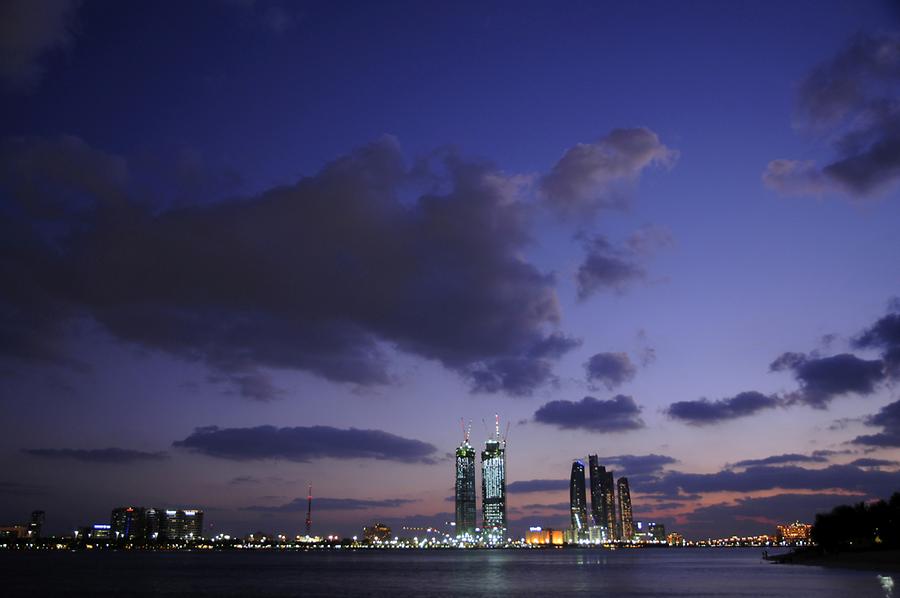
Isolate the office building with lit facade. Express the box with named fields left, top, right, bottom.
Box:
left=110, top=506, right=203, bottom=541
left=617, top=477, right=634, bottom=541
left=455, top=438, right=477, bottom=538
left=481, top=421, right=507, bottom=539
left=569, top=460, right=589, bottom=532
left=163, top=510, right=203, bottom=541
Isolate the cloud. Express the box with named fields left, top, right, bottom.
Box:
left=0, top=0, right=80, bottom=92
left=520, top=502, right=569, bottom=511
left=0, top=136, right=578, bottom=397
left=540, top=128, right=676, bottom=214
left=854, top=308, right=900, bottom=378
left=576, top=236, right=645, bottom=298
left=595, top=454, right=677, bottom=476
left=0, top=135, right=129, bottom=217
left=852, top=398, right=900, bottom=447
left=762, top=159, right=829, bottom=195
left=533, top=394, right=644, bottom=432
left=172, top=425, right=438, bottom=463
left=770, top=352, right=885, bottom=407
left=634, top=463, right=900, bottom=498
left=22, top=447, right=169, bottom=463
left=665, top=391, right=783, bottom=425
left=769, top=352, right=885, bottom=409
left=241, top=497, right=417, bottom=512
left=585, top=352, right=636, bottom=390
left=229, top=476, right=261, bottom=485
left=730, top=453, right=829, bottom=468
left=764, top=33, right=900, bottom=198
left=507, top=479, right=568, bottom=494
left=849, top=457, right=899, bottom=468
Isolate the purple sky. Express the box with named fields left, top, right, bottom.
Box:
left=1, top=0, right=899, bottom=540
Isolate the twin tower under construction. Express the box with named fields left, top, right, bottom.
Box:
left=454, top=415, right=506, bottom=541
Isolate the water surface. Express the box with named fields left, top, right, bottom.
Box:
left=1, top=547, right=895, bottom=597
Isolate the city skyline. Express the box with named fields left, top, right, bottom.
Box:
left=1, top=0, right=900, bottom=541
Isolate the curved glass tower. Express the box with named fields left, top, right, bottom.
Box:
left=569, top=460, right=588, bottom=531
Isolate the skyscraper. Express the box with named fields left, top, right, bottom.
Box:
left=588, top=457, right=617, bottom=539
left=28, top=511, right=44, bottom=538
left=111, top=507, right=146, bottom=540
left=455, top=428, right=477, bottom=538
left=618, top=477, right=634, bottom=541
left=161, top=509, right=204, bottom=541
left=588, top=455, right=603, bottom=527
left=569, top=460, right=588, bottom=531
left=481, top=415, right=506, bottom=537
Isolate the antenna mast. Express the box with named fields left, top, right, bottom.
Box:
left=305, top=484, right=312, bottom=537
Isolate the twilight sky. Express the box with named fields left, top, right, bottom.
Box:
left=1, top=0, right=900, bottom=540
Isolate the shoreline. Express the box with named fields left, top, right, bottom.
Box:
left=767, top=548, right=900, bottom=573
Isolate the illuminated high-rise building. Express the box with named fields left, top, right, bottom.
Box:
left=617, top=477, right=634, bottom=541
left=589, top=457, right=617, bottom=539
left=588, top=456, right=602, bottom=526
left=569, top=460, right=588, bottom=530
left=454, top=424, right=477, bottom=538
left=161, top=509, right=203, bottom=541
left=111, top=506, right=146, bottom=540
left=481, top=415, right=507, bottom=536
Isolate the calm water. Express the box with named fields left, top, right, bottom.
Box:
left=0, top=548, right=896, bottom=597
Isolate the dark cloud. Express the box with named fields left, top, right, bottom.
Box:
left=576, top=236, right=645, bottom=298
left=665, top=391, right=782, bottom=425
left=533, top=395, right=645, bottom=432
left=527, top=332, right=582, bottom=359
left=540, top=128, right=675, bottom=214
left=507, top=479, right=568, bottom=494
left=0, top=0, right=80, bottom=92
left=468, top=357, right=556, bottom=396
left=683, top=493, right=860, bottom=539
left=770, top=352, right=885, bottom=408
left=849, top=457, right=899, bottom=468
left=596, top=454, right=677, bottom=476
left=229, top=476, right=260, bottom=485
left=585, top=352, right=636, bottom=390
left=634, top=463, right=900, bottom=499
left=520, top=502, right=569, bottom=511
left=730, top=453, right=829, bottom=468
left=172, top=425, right=438, bottom=463
left=0, top=135, right=129, bottom=217
left=0, top=136, right=579, bottom=397
left=241, top=497, right=417, bottom=512
left=764, top=33, right=900, bottom=198
left=22, top=447, right=168, bottom=463
left=855, top=309, right=900, bottom=378
left=852, top=398, right=900, bottom=447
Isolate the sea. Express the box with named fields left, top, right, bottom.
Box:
left=0, top=547, right=895, bottom=597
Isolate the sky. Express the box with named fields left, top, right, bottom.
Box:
left=1, top=0, right=900, bottom=540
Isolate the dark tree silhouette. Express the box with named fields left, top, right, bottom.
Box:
left=812, top=492, right=900, bottom=551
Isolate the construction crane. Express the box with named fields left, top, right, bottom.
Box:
left=305, top=484, right=312, bottom=537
